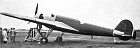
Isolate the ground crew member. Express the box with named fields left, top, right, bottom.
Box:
left=11, top=28, right=16, bottom=43
left=7, top=28, right=11, bottom=43
left=37, top=13, right=43, bottom=29
left=37, top=13, right=43, bottom=37
left=2, top=28, right=8, bottom=43
left=0, top=27, right=3, bottom=44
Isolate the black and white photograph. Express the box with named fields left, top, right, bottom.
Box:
left=0, top=0, right=140, bottom=48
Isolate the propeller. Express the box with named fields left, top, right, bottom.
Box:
left=27, top=3, right=44, bottom=31
left=27, top=3, right=44, bottom=37
left=28, top=3, right=38, bottom=24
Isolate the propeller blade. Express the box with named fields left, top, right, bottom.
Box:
left=35, top=3, right=38, bottom=15
left=28, top=3, right=38, bottom=24
left=35, top=3, right=39, bottom=28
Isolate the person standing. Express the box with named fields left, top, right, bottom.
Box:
left=0, top=27, right=3, bottom=44
left=7, top=28, right=11, bottom=43
left=11, top=28, right=16, bottom=43
left=2, top=28, right=8, bottom=43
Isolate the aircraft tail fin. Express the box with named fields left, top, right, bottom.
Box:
left=114, top=19, right=136, bottom=41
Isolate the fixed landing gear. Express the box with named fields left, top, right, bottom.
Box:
left=39, top=28, right=65, bottom=44
left=55, top=32, right=64, bottom=42
left=40, top=28, right=53, bottom=44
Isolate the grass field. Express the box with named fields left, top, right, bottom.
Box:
left=0, top=31, right=140, bottom=48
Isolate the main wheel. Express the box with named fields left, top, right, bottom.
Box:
left=40, top=37, right=48, bottom=44
left=55, top=36, right=62, bottom=42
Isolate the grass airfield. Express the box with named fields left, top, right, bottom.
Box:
left=0, top=31, right=140, bottom=48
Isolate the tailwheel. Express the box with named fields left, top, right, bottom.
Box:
left=40, top=37, right=48, bottom=44
left=55, top=36, right=63, bottom=42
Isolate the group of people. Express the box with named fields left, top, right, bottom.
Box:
left=1, top=28, right=16, bottom=44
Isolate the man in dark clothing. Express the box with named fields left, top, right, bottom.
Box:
left=0, top=28, right=3, bottom=44
left=37, top=13, right=44, bottom=37
left=37, top=13, right=44, bottom=29
left=11, top=28, right=16, bottom=43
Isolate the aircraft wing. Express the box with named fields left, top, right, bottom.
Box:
left=0, top=12, right=78, bottom=31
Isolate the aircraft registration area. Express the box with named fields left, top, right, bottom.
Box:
left=0, top=3, right=138, bottom=45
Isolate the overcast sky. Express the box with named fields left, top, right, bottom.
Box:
left=0, top=0, right=140, bottom=29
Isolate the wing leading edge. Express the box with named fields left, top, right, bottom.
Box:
left=0, top=12, right=78, bottom=31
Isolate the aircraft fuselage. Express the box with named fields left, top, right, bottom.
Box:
left=45, top=15, right=114, bottom=37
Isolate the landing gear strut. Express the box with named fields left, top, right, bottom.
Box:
left=55, top=32, right=64, bottom=42
left=40, top=28, right=53, bottom=44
